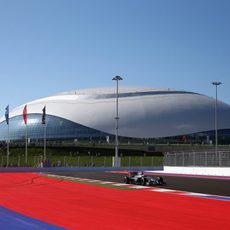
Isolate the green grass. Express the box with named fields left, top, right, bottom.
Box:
left=0, top=145, right=163, bottom=167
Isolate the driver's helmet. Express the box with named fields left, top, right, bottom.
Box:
left=156, top=177, right=162, bottom=182
left=137, top=171, right=144, bottom=175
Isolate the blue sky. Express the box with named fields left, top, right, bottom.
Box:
left=0, top=0, right=230, bottom=112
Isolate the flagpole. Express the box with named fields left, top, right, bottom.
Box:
left=23, top=104, right=28, bottom=166
left=42, top=105, right=47, bottom=163
left=7, top=123, right=9, bottom=167
left=5, top=105, right=10, bottom=167
left=44, top=123, right=46, bottom=161
left=25, top=123, right=28, bottom=165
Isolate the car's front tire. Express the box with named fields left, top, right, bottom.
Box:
left=156, top=176, right=164, bottom=185
left=141, top=178, right=146, bottom=186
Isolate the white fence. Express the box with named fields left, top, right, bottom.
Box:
left=164, top=151, right=230, bottom=167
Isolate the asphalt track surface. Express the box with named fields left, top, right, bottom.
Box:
left=49, top=171, right=230, bottom=196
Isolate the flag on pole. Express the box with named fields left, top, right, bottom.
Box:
left=5, top=105, right=9, bottom=125
left=42, top=106, right=46, bottom=124
left=23, top=105, right=27, bottom=125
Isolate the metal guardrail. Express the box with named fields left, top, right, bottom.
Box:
left=164, top=151, right=230, bottom=167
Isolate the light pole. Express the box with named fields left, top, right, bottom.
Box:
left=212, top=81, right=222, bottom=155
left=112, top=75, right=123, bottom=167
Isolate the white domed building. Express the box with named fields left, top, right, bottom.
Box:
left=1, top=87, right=230, bottom=143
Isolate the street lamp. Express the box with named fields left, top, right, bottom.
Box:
left=112, top=75, right=123, bottom=167
left=212, top=81, right=222, bottom=155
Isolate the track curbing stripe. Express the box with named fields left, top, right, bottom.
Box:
left=45, top=174, right=230, bottom=201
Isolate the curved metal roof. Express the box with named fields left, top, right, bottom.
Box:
left=1, top=87, right=230, bottom=138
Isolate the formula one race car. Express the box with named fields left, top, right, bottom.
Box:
left=123, top=171, right=165, bottom=186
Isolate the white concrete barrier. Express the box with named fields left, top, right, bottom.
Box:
left=164, top=166, right=230, bottom=176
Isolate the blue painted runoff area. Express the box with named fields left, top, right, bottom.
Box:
left=0, top=206, right=65, bottom=230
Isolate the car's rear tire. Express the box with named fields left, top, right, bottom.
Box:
left=124, top=177, right=130, bottom=184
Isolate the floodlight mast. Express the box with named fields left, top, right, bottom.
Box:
left=112, top=76, right=123, bottom=167
left=212, top=81, right=222, bottom=156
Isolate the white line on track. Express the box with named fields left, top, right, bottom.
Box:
left=87, top=180, right=102, bottom=183
left=77, top=178, right=91, bottom=181
left=151, top=188, right=177, bottom=192
left=99, top=181, right=115, bottom=184
left=112, top=183, right=131, bottom=186
left=129, top=185, right=149, bottom=189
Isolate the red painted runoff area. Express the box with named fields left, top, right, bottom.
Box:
left=0, top=173, right=229, bottom=230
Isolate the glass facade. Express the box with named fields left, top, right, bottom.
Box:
left=0, top=114, right=110, bottom=141
left=0, top=113, right=230, bottom=144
